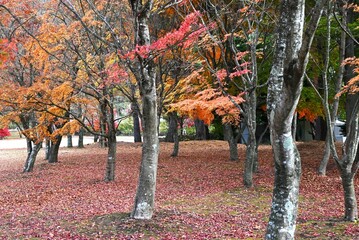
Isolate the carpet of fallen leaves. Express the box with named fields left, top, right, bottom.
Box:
left=0, top=140, right=358, bottom=239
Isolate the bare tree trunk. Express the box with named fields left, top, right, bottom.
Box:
left=48, top=135, right=62, bottom=163
left=337, top=99, right=359, bottom=221
left=104, top=106, right=117, bottom=182
left=223, top=124, right=239, bottom=161
left=130, top=0, right=159, bottom=220
left=45, top=139, right=51, bottom=160
left=195, top=119, right=209, bottom=140
left=78, top=127, right=84, bottom=148
left=23, top=140, right=42, bottom=173
left=265, top=1, right=326, bottom=238
left=319, top=1, right=345, bottom=175
left=243, top=93, right=258, bottom=187
left=340, top=170, right=358, bottom=221
left=170, top=112, right=179, bottom=157
left=132, top=102, right=142, bottom=143
left=165, top=112, right=177, bottom=142
left=67, top=134, right=73, bottom=148
left=105, top=132, right=117, bottom=182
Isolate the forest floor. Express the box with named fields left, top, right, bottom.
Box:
left=0, top=140, right=358, bottom=239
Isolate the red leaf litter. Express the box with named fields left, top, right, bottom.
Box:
left=0, top=140, right=358, bottom=239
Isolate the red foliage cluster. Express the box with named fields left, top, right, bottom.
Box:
left=0, top=128, right=11, bottom=139
left=0, top=141, right=357, bottom=239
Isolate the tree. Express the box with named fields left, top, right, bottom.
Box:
left=265, top=0, right=328, bottom=239
left=128, top=0, right=159, bottom=220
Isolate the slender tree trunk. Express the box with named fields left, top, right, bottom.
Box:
left=165, top=112, right=177, bottom=142
left=195, top=119, right=209, bottom=140
left=131, top=0, right=159, bottom=220
left=340, top=170, right=358, bottom=221
left=78, top=127, right=84, bottom=148
left=133, top=102, right=142, bottom=143
left=244, top=93, right=258, bottom=187
left=99, top=102, right=107, bottom=148
left=319, top=2, right=345, bottom=175
left=48, top=135, right=62, bottom=163
left=67, top=134, right=73, bottom=148
left=104, top=104, right=117, bottom=182
left=105, top=132, right=117, bottom=182
left=132, top=88, right=159, bottom=219
left=23, top=142, right=42, bottom=173
left=170, top=112, right=179, bottom=157
left=224, top=124, right=239, bottom=161
left=337, top=99, right=359, bottom=221
left=45, top=139, right=51, bottom=160
left=292, top=112, right=297, bottom=140
left=265, top=1, right=326, bottom=238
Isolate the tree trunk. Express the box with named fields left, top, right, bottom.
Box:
left=243, top=93, right=258, bottom=187
left=48, top=135, right=62, bottom=163
left=78, top=127, right=84, bottom=148
left=340, top=170, right=358, bottom=221
left=165, top=112, right=177, bottom=142
left=292, top=112, right=297, bottom=140
left=131, top=0, right=159, bottom=220
left=195, top=119, right=208, bottom=140
left=67, top=134, right=73, bottom=148
left=319, top=1, right=345, bottom=175
left=104, top=132, right=117, bottom=182
left=266, top=130, right=301, bottom=239
left=265, top=0, right=326, bottom=238
left=23, top=142, right=42, bottom=173
left=45, top=139, right=51, bottom=160
left=223, top=124, right=239, bottom=161
left=133, top=102, right=142, bottom=143
left=170, top=112, right=179, bottom=157
left=132, top=89, right=159, bottom=219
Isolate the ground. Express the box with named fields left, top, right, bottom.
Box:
left=0, top=140, right=358, bottom=239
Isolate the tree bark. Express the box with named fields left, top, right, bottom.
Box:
left=45, top=139, right=51, bottom=160
left=104, top=105, right=117, bottom=182
left=195, top=119, right=209, bottom=140
left=223, top=124, right=239, bottom=161
left=132, top=102, right=142, bottom=143
left=340, top=170, right=358, bottom=221
left=265, top=0, right=326, bottom=238
left=105, top=131, right=117, bottom=182
left=319, top=1, right=345, bottom=175
left=130, top=0, right=159, bottom=220
left=78, top=127, right=84, bottom=148
left=67, top=134, right=73, bottom=148
left=23, top=140, right=42, bottom=173
left=243, top=93, right=258, bottom=187
left=165, top=112, right=177, bottom=142
left=170, top=112, right=179, bottom=157
left=48, top=135, right=62, bottom=163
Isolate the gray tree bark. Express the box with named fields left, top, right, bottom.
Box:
left=195, top=119, right=209, bottom=140
left=78, top=127, right=84, bottom=148
left=132, top=102, right=142, bottom=143
left=243, top=93, right=258, bottom=187
left=23, top=140, right=42, bottom=173
left=316, top=0, right=359, bottom=221
left=130, top=0, right=159, bottom=220
left=104, top=104, right=117, bottom=182
left=265, top=0, right=327, bottom=239
left=48, top=135, right=62, bottom=163
left=169, top=112, right=179, bottom=157
left=67, top=134, right=73, bottom=148
left=319, top=1, right=345, bottom=175
left=223, top=124, right=239, bottom=161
